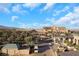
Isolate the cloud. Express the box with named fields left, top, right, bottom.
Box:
left=12, top=4, right=27, bottom=15
left=0, top=7, right=10, bottom=13
left=11, top=16, right=19, bottom=22
left=45, top=6, right=79, bottom=29
left=0, top=4, right=10, bottom=14
left=70, top=20, right=79, bottom=25
left=19, top=23, right=27, bottom=28
left=30, top=23, right=50, bottom=28
left=18, top=22, right=52, bottom=29
left=18, top=22, right=30, bottom=28
left=56, top=7, right=79, bottom=24
left=54, top=12, right=73, bottom=24
left=45, top=7, right=72, bottom=24
left=41, top=3, right=55, bottom=11
left=53, top=6, right=70, bottom=16
left=46, top=18, right=56, bottom=24
left=23, top=3, right=41, bottom=10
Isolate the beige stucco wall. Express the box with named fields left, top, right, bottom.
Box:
left=1, top=48, right=29, bottom=56
left=19, top=49, right=29, bottom=56
left=2, top=49, right=17, bottom=56
left=73, top=35, right=79, bottom=45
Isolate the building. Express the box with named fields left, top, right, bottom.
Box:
left=51, top=26, right=59, bottom=32
left=58, top=27, right=68, bottom=33
left=43, top=26, right=68, bottom=33
left=72, top=34, right=79, bottom=45
left=1, top=44, right=29, bottom=56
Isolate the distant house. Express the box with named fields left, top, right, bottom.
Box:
left=1, top=44, right=29, bottom=56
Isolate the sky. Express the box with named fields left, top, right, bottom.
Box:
left=0, top=3, right=79, bottom=29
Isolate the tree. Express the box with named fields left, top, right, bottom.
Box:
left=24, top=36, right=34, bottom=46
left=7, top=35, right=15, bottom=43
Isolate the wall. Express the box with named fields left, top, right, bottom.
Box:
left=1, top=48, right=29, bottom=56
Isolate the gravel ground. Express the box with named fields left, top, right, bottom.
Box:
left=58, top=51, right=79, bottom=56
